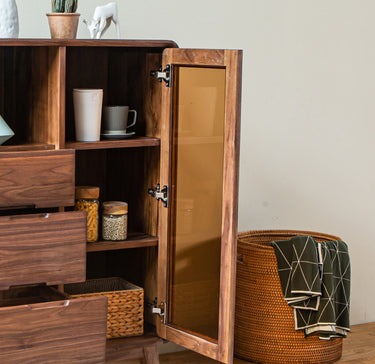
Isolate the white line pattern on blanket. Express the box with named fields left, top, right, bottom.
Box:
left=272, top=236, right=350, bottom=339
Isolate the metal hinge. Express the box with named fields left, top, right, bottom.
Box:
left=150, top=64, right=171, bottom=87
left=151, top=299, right=166, bottom=322
left=148, top=183, right=168, bottom=207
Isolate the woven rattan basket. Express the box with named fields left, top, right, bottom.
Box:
left=235, top=230, right=343, bottom=364
left=65, top=277, right=144, bottom=339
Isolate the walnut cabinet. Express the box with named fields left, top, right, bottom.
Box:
left=0, top=39, right=242, bottom=364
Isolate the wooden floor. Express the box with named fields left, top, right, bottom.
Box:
left=118, top=322, right=375, bottom=363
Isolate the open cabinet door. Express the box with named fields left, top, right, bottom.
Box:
left=154, top=49, right=242, bottom=364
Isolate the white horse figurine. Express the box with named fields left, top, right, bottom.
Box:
left=0, top=0, right=19, bottom=38
left=83, top=2, right=120, bottom=39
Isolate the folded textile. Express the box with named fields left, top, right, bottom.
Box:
left=272, top=236, right=350, bottom=339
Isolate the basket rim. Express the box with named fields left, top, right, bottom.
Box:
left=238, top=229, right=341, bottom=242
left=64, top=277, right=143, bottom=295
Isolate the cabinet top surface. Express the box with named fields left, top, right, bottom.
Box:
left=0, top=38, right=178, bottom=48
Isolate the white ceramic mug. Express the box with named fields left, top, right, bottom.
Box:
left=73, top=89, right=103, bottom=141
left=102, top=106, right=137, bottom=134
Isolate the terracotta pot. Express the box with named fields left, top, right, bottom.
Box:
left=47, top=13, right=80, bottom=39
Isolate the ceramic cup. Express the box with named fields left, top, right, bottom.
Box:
left=102, top=106, right=137, bottom=134
left=73, top=89, right=103, bottom=141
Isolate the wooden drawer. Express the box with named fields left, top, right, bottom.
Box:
left=0, top=285, right=107, bottom=363
left=0, top=149, right=75, bottom=209
left=0, top=211, right=86, bottom=290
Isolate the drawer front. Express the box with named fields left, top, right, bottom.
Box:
left=0, top=211, right=86, bottom=290
left=0, top=293, right=107, bottom=364
left=0, top=149, right=75, bottom=209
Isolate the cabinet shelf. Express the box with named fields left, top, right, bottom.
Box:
left=65, top=137, right=160, bottom=150
left=86, top=233, right=158, bottom=252
left=0, top=143, right=55, bottom=152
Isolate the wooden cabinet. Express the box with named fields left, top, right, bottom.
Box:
left=0, top=39, right=242, bottom=364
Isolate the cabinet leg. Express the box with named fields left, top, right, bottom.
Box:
left=141, top=345, right=159, bottom=364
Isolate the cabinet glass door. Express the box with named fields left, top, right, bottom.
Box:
left=157, top=49, right=242, bottom=364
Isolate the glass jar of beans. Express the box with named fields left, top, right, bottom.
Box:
left=74, top=186, right=100, bottom=243
left=102, top=201, right=128, bottom=241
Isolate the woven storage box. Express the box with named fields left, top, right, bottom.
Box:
left=235, top=230, right=343, bottom=364
left=65, top=277, right=144, bottom=339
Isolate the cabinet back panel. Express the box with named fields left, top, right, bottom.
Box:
left=0, top=47, right=60, bottom=147
left=87, top=249, right=149, bottom=289
left=65, top=48, right=163, bottom=141
left=106, top=148, right=145, bottom=232
left=0, top=48, right=4, bottom=112
left=65, top=47, right=108, bottom=141
left=75, top=147, right=159, bottom=233
left=86, top=247, right=158, bottom=325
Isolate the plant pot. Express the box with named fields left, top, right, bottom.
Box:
left=47, top=13, right=80, bottom=39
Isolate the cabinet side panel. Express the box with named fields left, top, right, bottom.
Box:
left=143, top=147, right=160, bottom=237
left=143, top=246, right=158, bottom=326
left=0, top=48, right=4, bottom=113
left=30, top=47, right=63, bottom=147
left=217, top=49, right=242, bottom=364
left=144, top=53, right=163, bottom=138
left=49, top=46, right=66, bottom=148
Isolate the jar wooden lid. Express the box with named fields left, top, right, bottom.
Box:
left=102, top=201, right=128, bottom=215
left=75, top=186, right=100, bottom=199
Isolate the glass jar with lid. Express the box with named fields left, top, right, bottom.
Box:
left=102, top=201, right=128, bottom=241
left=74, top=186, right=100, bottom=243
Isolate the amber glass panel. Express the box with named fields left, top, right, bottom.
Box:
left=169, top=66, right=225, bottom=340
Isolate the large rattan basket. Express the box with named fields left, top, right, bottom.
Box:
left=65, top=277, right=144, bottom=339
left=235, top=230, right=343, bottom=364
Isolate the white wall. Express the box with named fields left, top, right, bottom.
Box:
left=16, top=0, right=374, bottom=325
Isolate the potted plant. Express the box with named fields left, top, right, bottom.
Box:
left=47, top=0, right=80, bottom=39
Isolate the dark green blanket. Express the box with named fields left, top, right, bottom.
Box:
left=272, top=236, right=350, bottom=339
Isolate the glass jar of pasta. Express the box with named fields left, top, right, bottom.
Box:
left=102, top=201, right=128, bottom=241
left=75, top=186, right=100, bottom=243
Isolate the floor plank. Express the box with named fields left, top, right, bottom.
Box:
left=109, top=322, right=375, bottom=363
left=339, top=322, right=375, bottom=363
